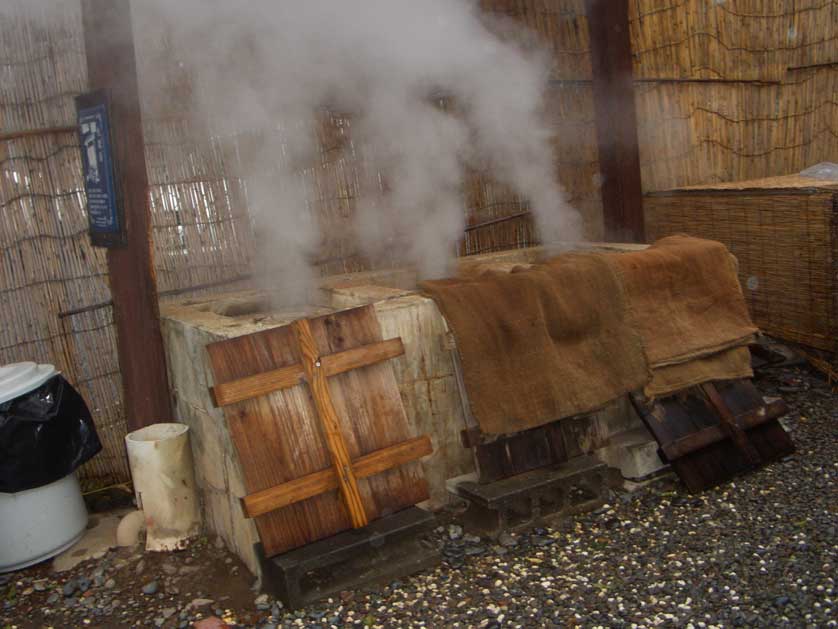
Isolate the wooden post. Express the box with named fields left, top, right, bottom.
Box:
left=80, top=0, right=172, bottom=431
left=585, top=0, right=645, bottom=243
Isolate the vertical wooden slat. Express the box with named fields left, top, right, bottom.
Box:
left=80, top=0, right=172, bottom=431
left=293, top=318, right=369, bottom=528
left=585, top=0, right=645, bottom=242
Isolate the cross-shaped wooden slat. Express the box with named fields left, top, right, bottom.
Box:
left=210, top=338, right=405, bottom=407
left=208, top=310, right=432, bottom=530
left=293, top=318, right=368, bottom=527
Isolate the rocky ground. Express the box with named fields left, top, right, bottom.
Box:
left=1, top=364, right=835, bottom=628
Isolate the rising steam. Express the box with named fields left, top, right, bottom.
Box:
left=140, top=0, right=583, bottom=300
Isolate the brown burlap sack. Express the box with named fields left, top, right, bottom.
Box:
left=644, top=346, right=754, bottom=397
left=423, top=236, right=757, bottom=433
left=606, top=235, right=758, bottom=368
left=421, top=253, right=649, bottom=435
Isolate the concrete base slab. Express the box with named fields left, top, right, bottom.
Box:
left=53, top=508, right=133, bottom=573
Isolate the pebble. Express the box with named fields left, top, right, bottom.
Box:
left=141, top=581, right=158, bottom=595
left=498, top=532, right=518, bottom=547
left=161, top=562, right=178, bottom=576
left=63, top=580, right=77, bottom=597
left=1, top=365, right=833, bottom=629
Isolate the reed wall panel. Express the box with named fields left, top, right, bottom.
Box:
left=637, top=66, right=837, bottom=190
left=0, top=2, right=259, bottom=487
left=646, top=177, right=838, bottom=351
left=629, top=0, right=837, bottom=81
left=2, top=0, right=835, bottom=484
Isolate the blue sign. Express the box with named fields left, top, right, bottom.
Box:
left=77, top=93, right=124, bottom=247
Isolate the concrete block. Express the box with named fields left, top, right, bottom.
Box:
left=595, top=426, right=668, bottom=480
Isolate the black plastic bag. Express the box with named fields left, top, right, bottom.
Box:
left=0, top=374, right=101, bottom=493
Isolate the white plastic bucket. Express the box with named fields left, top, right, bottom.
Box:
left=0, top=361, right=89, bottom=573
left=0, top=473, right=88, bottom=572
left=125, top=423, right=201, bottom=551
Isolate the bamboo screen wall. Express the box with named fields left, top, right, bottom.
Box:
left=0, top=2, right=257, bottom=487
left=0, top=3, right=128, bottom=486
left=464, top=0, right=603, bottom=252
left=1, top=0, right=835, bottom=486
left=631, top=0, right=837, bottom=191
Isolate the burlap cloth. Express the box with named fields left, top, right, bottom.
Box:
left=421, top=236, right=756, bottom=435
left=421, top=252, right=649, bottom=435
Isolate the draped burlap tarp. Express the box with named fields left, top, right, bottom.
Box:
left=422, top=236, right=756, bottom=435
left=606, top=235, right=756, bottom=396
left=644, top=346, right=753, bottom=398
left=607, top=236, right=757, bottom=367
left=421, top=253, right=650, bottom=435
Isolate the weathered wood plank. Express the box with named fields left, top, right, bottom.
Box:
left=210, top=338, right=404, bottom=407
left=307, top=307, right=429, bottom=524
left=206, top=305, right=428, bottom=557
left=207, top=324, right=341, bottom=556
left=700, top=382, right=761, bottom=465
left=631, top=379, right=794, bottom=493
left=662, top=398, right=787, bottom=461
left=585, top=0, right=644, bottom=242
left=293, top=318, right=369, bottom=528
left=211, top=363, right=304, bottom=407
left=81, top=0, right=172, bottom=431
left=321, top=338, right=404, bottom=379
left=242, top=436, right=432, bottom=518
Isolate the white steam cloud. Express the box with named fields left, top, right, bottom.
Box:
left=139, top=0, right=583, bottom=301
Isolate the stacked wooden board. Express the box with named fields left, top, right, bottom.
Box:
left=206, top=305, right=431, bottom=557
left=631, top=379, right=793, bottom=492
left=645, top=174, right=838, bottom=352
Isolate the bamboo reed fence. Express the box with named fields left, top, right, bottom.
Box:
left=1, top=0, right=835, bottom=484
left=0, top=2, right=129, bottom=487
left=646, top=175, right=838, bottom=351
left=634, top=1, right=838, bottom=357
left=0, top=2, right=258, bottom=487
left=631, top=0, right=837, bottom=191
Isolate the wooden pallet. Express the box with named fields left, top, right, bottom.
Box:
left=445, top=330, right=579, bottom=483
left=207, top=305, right=432, bottom=557
left=459, top=423, right=570, bottom=483
left=631, top=379, right=793, bottom=492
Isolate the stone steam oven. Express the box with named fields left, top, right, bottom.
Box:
left=160, top=243, right=664, bottom=581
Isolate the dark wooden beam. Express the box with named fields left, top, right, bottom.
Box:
left=585, top=0, right=645, bottom=243
left=80, top=0, right=172, bottom=431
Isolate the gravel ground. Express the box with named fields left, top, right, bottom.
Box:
left=2, top=364, right=835, bottom=628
